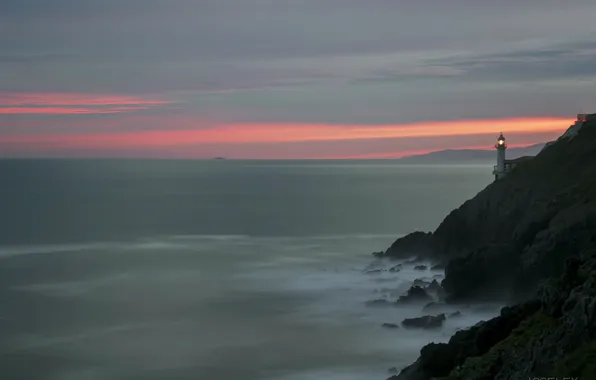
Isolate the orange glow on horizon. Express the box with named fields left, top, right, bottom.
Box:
left=0, top=117, right=571, bottom=150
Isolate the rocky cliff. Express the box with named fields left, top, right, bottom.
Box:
left=383, top=119, right=596, bottom=302
left=381, top=119, right=596, bottom=379
left=391, top=250, right=596, bottom=380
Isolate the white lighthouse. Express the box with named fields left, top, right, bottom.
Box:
left=493, top=133, right=507, bottom=181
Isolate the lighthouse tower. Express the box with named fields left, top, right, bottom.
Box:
left=493, top=133, right=507, bottom=181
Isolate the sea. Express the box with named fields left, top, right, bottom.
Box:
left=0, top=159, right=498, bottom=380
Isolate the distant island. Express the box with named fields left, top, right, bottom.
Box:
left=213, top=157, right=227, bottom=160
left=395, top=143, right=545, bottom=164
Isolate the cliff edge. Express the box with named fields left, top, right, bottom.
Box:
left=382, top=118, right=596, bottom=379
left=382, top=118, right=596, bottom=303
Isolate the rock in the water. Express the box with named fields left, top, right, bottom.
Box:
left=388, top=367, right=398, bottom=374
left=382, top=323, right=400, bottom=329
left=372, top=251, right=385, bottom=258
left=384, top=231, right=434, bottom=259
left=389, top=264, right=403, bottom=273
left=365, top=299, right=391, bottom=307
left=448, top=311, right=462, bottom=318
left=425, top=279, right=447, bottom=301
left=431, top=263, right=446, bottom=270
left=414, top=265, right=428, bottom=271
left=426, top=279, right=441, bottom=293
left=396, top=286, right=432, bottom=304
left=402, top=314, right=446, bottom=329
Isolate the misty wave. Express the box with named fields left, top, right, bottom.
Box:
left=0, top=242, right=121, bottom=259
left=0, top=235, right=501, bottom=379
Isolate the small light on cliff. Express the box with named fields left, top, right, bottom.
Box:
left=496, top=133, right=506, bottom=147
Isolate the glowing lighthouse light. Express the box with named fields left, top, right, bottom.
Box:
left=493, top=133, right=507, bottom=181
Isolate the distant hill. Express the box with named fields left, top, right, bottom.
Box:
left=395, top=143, right=546, bottom=164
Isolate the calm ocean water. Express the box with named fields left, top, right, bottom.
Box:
left=0, top=160, right=496, bottom=380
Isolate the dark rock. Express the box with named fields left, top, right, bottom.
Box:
left=396, top=286, right=432, bottom=304
left=414, top=265, right=428, bottom=271
left=372, top=251, right=385, bottom=258
left=402, top=314, right=446, bottom=329
left=442, top=244, right=522, bottom=303
left=394, top=299, right=542, bottom=379
left=388, top=366, right=398, bottom=374
left=389, top=264, right=403, bottom=273
left=425, top=279, right=447, bottom=302
left=431, top=263, right=445, bottom=270
left=474, top=300, right=541, bottom=353
left=382, top=323, right=400, bottom=329
left=384, top=231, right=434, bottom=259
left=381, top=125, right=596, bottom=379
left=443, top=252, right=596, bottom=380
left=426, top=279, right=441, bottom=293
left=416, top=123, right=596, bottom=304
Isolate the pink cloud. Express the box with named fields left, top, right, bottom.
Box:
left=0, top=92, right=172, bottom=106
left=0, top=92, right=173, bottom=115
left=0, top=106, right=153, bottom=115
left=0, top=117, right=570, bottom=159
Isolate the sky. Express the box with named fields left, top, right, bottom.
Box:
left=2, top=0, right=596, bottom=159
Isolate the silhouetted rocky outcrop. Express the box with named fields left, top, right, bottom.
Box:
left=396, top=286, right=432, bottom=304
left=383, top=120, right=596, bottom=379
left=391, top=251, right=596, bottom=380
left=380, top=119, right=596, bottom=304
left=383, top=231, right=434, bottom=259
left=425, top=279, right=445, bottom=301
left=401, top=314, right=446, bottom=329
